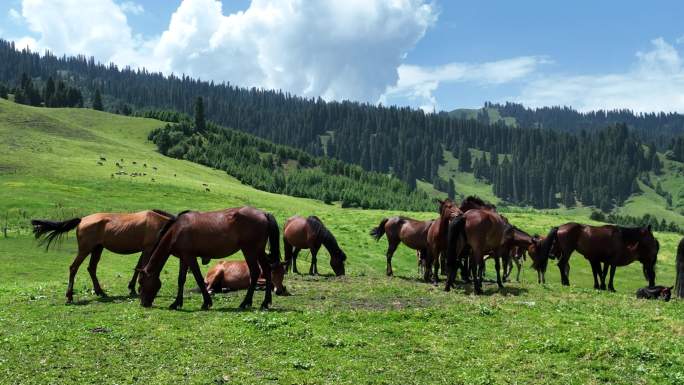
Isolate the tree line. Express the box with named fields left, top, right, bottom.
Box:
left=0, top=39, right=668, bottom=210
left=590, top=211, right=683, bottom=234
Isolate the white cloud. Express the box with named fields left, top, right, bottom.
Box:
left=382, top=56, right=548, bottom=111
left=677, top=35, right=684, bottom=44
left=152, top=0, right=437, bottom=102
left=119, top=1, right=144, bottom=15
left=516, top=38, right=684, bottom=113
left=18, top=0, right=143, bottom=66
left=8, top=8, right=21, bottom=22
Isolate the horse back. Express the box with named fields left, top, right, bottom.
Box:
left=283, top=216, right=312, bottom=249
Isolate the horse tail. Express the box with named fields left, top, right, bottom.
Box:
left=265, top=213, right=281, bottom=267
left=675, top=238, right=684, bottom=298
left=31, top=217, right=82, bottom=250
left=538, top=227, right=559, bottom=265
left=446, top=215, right=466, bottom=263
left=370, top=218, right=389, bottom=241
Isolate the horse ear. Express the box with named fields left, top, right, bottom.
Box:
left=647, top=224, right=652, bottom=232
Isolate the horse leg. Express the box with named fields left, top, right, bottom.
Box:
left=292, top=248, right=301, bottom=274
left=430, top=250, right=439, bottom=285
left=386, top=241, right=399, bottom=277
left=284, top=239, right=294, bottom=274
left=128, top=251, right=146, bottom=296
left=443, top=249, right=457, bottom=292
left=185, top=257, right=212, bottom=310
left=309, top=246, right=320, bottom=276
left=258, top=254, right=273, bottom=310
left=66, top=250, right=90, bottom=303
left=239, top=255, right=261, bottom=310
left=590, top=259, right=601, bottom=290
left=607, top=264, right=617, bottom=292
left=558, top=254, right=571, bottom=286
left=87, top=245, right=107, bottom=297
left=169, top=261, right=189, bottom=310
left=600, top=262, right=609, bottom=290
left=515, top=258, right=522, bottom=282
left=440, top=252, right=447, bottom=276
left=494, top=255, right=504, bottom=289
left=471, top=253, right=483, bottom=295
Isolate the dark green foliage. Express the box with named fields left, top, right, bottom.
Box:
left=667, top=136, right=684, bottom=162
left=14, top=73, right=42, bottom=106
left=194, top=96, right=206, bottom=133
left=148, top=118, right=434, bottom=211
left=590, top=211, right=683, bottom=234
left=0, top=82, right=7, bottom=99
left=92, top=89, right=103, bottom=111
left=0, top=40, right=661, bottom=210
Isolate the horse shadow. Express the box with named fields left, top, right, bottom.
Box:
left=70, top=294, right=134, bottom=306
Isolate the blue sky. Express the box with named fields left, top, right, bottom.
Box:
left=2, top=0, right=683, bottom=112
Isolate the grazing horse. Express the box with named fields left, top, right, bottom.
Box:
left=283, top=216, right=346, bottom=276
left=502, top=227, right=536, bottom=282
left=444, top=208, right=513, bottom=294
left=537, top=223, right=659, bottom=291
left=31, top=209, right=175, bottom=303
left=138, top=207, right=281, bottom=310
left=205, top=260, right=289, bottom=296
left=370, top=217, right=434, bottom=278
left=426, top=199, right=463, bottom=283
left=526, top=236, right=550, bottom=284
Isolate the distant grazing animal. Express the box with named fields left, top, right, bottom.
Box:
left=427, top=199, right=463, bottom=284
left=132, top=161, right=137, bottom=165
left=283, top=216, right=346, bottom=276
left=143, top=163, right=147, bottom=168
left=445, top=208, right=513, bottom=294
left=370, top=216, right=433, bottom=278
left=99, top=156, right=106, bottom=161
left=96, top=161, right=103, bottom=166
left=31, top=209, right=176, bottom=302
left=205, top=188, right=210, bottom=192
left=138, top=207, right=281, bottom=310
left=116, top=162, right=122, bottom=168
left=537, top=223, right=659, bottom=291
left=636, top=286, right=672, bottom=301
left=205, top=260, right=288, bottom=296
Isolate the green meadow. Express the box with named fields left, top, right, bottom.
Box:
left=1, top=99, right=683, bottom=384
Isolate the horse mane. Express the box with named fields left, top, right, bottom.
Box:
left=617, top=226, right=645, bottom=244
left=151, top=209, right=176, bottom=219
left=459, top=196, right=496, bottom=211
left=306, top=216, right=343, bottom=258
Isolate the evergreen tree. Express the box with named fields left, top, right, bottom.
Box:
left=194, top=96, right=206, bottom=133
left=44, top=76, right=55, bottom=107
left=92, top=89, right=103, bottom=111
left=458, top=142, right=471, bottom=172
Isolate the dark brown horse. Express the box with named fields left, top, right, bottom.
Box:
left=526, top=235, right=550, bottom=284
left=537, top=223, right=659, bottom=291
left=444, top=208, right=513, bottom=294
left=370, top=216, right=434, bottom=278
left=205, top=260, right=288, bottom=296
left=459, top=196, right=497, bottom=212
left=283, top=216, right=346, bottom=276
left=31, top=209, right=175, bottom=302
left=138, top=207, right=280, bottom=310
left=502, top=227, right=536, bottom=282
left=426, top=199, right=463, bottom=283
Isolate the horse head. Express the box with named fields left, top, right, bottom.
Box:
left=330, top=248, right=347, bottom=276
left=137, top=268, right=162, bottom=307
left=436, top=198, right=461, bottom=219
left=272, top=262, right=291, bottom=296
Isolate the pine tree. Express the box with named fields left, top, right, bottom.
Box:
left=92, top=89, right=103, bottom=111
left=44, top=77, right=55, bottom=107
left=194, top=96, right=206, bottom=133
left=458, top=142, right=471, bottom=172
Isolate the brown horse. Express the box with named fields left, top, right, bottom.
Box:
left=526, top=236, right=550, bottom=284
left=138, top=207, right=280, bottom=310
left=205, top=260, right=288, bottom=296
left=444, top=208, right=513, bottom=294
left=459, top=196, right=497, bottom=212
left=31, top=209, right=175, bottom=303
left=426, top=199, right=463, bottom=283
left=537, top=223, right=659, bottom=291
left=283, top=216, right=346, bottom=276
left=370, top=216, right=434, bottom=278
left=502, top=227, right=536, bottom=282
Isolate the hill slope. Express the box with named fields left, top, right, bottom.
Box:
left=1, top=100, right=683, bottom=384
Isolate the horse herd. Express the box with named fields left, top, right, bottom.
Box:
left=30, top=196, right=662, bottom=310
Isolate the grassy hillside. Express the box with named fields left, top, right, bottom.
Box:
left=1, top=99, right=683, bottom=384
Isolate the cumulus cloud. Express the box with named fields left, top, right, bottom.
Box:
left=18, top=0, right=143, bottom=66
left=153, top=0, right=437, bottom=102
left=516, top=38, right=684, bottom=113
left=119, top=1, right=144, bottom=15
left=382, top=56, right=548, bottom=111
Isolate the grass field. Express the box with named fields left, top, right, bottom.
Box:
left=1, top=99, right=683, bottom=384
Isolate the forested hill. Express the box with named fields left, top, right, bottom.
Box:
left=0, top=39, right=669, bottom=210
left=470, top=102, right=684, bottom=148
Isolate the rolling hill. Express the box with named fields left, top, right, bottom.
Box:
left=1, top=99, right=683, bottom=384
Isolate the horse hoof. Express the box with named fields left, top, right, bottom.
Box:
left=95, top=291, right=107, bottom=298
left=260, top=303, right=270, bottom=310
left=608, top=287, right=616, bottom=292
left=201, top=303, right=212, bottom=310
left=129, top=290, right=138, bottom=298
left=169, top=302, right=181, bottom=310
left=239, top=302, right=252, bottom=310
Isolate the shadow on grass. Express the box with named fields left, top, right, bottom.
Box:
left=71, top=294, right=134, bottom=306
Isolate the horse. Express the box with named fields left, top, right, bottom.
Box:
left=370, top=217, right=434, bottom=278
left=205, top=260, right=289, bottom=296
left=283, top=216, right=346, bottom=276
left=426, top=199, right=463, bottom=284
left=459, top=196, right=497, bottom=212
left=636, top=285, right=672, bottom=301
left=138, top=207, right=281, bottom=310
left=502, top=227, right=536, bottom=282
left=31, top=209, right=175, bottom=303
left=444, top=208, right=513, bottom=294
left=537, top=223, right=659, bottom=291
left=526, top=235, right=550, bottom=284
